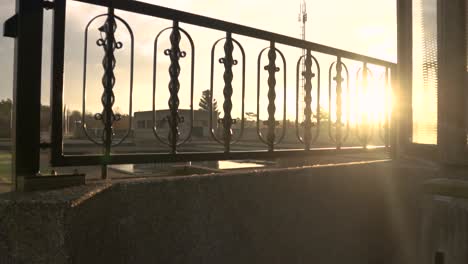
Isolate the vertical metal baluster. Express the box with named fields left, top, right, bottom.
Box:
left=265, top=42, right=279, bottom=151
left=166, top=21, right=182, bottom=154
left=222, top=32, right=234, bottom=152
left=99, top=7, right=117, bottom=179
left=335, top=57, right=343, bottom=149
left=303, top=49, right=313, bottom=150
left=362, top=62, right=368, bottom=148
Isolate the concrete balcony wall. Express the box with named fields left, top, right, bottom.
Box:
left=422, top=178, right=468, bottom=264
left=0, top=160, right=437, bottom=264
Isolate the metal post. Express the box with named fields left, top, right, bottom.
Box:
left=11, top=0, right=44, bottom=190
left=4, top=0, right=85, bottom=191
left=50, top=0, right=66, bottom=166
left=396, top=0, right=413, bottom=157
left=437, top=0, right=467, bottom=165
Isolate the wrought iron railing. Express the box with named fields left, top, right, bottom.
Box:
left=15, top=0, right=397, bottom=179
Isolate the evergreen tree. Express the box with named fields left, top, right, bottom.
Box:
left=0, top=99, right=12, bottom=117
left=0, top=99, right=12, bottom=137
left=199, top=89, right=218, bottom=112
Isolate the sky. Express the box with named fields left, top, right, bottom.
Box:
left=0, top=0, right=396, bottom=120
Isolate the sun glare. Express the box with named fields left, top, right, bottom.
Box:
left=324, top=65, right=391, bottom=128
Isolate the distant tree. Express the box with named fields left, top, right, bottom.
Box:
left=199, top=89, right=218, bottom=112
left=40, top=105, right=51, bottom=131
left=68, top=110, right=81, bottom=124
left=0, top=99, right=12, bottom=117
left=83, top=111, right=103, bottom=128
left=314, top=107, right=330, bottom=121
left=314, top=107, right=329, bottom=122
left=66, top=110, right=80, bottom=129
left=0, top=99, right=12, bottom=137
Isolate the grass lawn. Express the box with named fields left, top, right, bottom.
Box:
left=0, top=153, right=11, bottom=184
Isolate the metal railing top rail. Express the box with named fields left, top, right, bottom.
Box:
left=73, top=0, right=396, bottom=68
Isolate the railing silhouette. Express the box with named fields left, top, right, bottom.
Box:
left=46, top=0, right=396, bottom=176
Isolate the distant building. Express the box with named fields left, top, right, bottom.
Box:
left=133, top=109, right=218, bottom=142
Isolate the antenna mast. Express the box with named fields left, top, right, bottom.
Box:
left=299, top=0, right=308, bottom=122
left=299, top=0, right=307, bottom=41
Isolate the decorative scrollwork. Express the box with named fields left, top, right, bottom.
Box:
left=81, top=6, right=136, bottom=179
left=220, top=32, right=235, bottom=152
left=152, top=23, right=195, bottom=151
left=295, top=52, right=321, bottom=148
left=265, top=43, right=278, bottom=149
left=302, top=49, right=313, bottom=149
left=328, top=59, right=350, bottom=149
left=99, top=10, right=119, bottom=169
left=256, top=43, right=287, bottom=151
left=166, top=21, right=184, bottom=153
left=209, top=35, right=246, bottom=148
left=81, top=11, right=135, bottom=152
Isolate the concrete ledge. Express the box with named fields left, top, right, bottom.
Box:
left=0, top=160, right=436, bottom=264
left=424, top=179, right=468, bottom=199
left=17, top=173, right=86, bottom=192
left=0, top=182, right=112, bottom=264
left=421, top=178, right=468, bottom=264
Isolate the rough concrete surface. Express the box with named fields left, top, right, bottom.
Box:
left=0, top=160, right=437, bottom=264
left=422, top=178, right=468, bottom=264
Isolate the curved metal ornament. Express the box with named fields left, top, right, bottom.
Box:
left=101, top=10, right=118, bottom=164
left=295, top=50, right=321, bottom=149
left=81, top=12, right=134, bottom=148
left=208, top=33, right=246, bottom=152
left=327, top=58, right=350, bottom=149
left=152, top=22, right=195, bottom=152
left=355, top=63, right=374, bottom=148
left=266, top=44, right=277, bottom=150
left=256, top=42, right=287, bottom=151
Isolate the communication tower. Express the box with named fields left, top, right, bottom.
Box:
left=298, top=0, right=308, bottom=122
